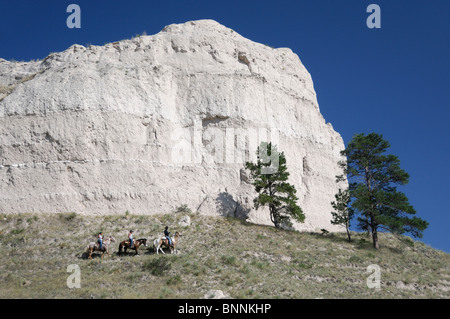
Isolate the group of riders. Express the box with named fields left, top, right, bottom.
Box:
left=96, top=226, right=172, bottom=250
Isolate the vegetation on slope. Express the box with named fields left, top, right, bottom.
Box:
left=0, top=212, right=448, bottom=299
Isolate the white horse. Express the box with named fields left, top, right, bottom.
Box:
left=85, top=235, right=116, bottom=259
left=153, top=232, right=181, bottom=254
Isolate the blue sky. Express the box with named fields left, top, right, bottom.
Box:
left=1, top=1, right=449, bottom=252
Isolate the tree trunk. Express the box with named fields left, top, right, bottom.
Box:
left=270, top=205, right=281, bottom=228
left=346, top=228, right=352, bottom=242
left=272, top=211, right=280, bottom=228
left=372, top=228, right=379, bottom=249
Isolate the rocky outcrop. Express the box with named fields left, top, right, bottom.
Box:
left=0, top=19, right=346, bottom=231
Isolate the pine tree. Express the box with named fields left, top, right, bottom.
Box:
left=331, top=188, right=354, bottom=242
left=245, top=142, right=305, bottom=229
left=337, top=133, right=428, bottom=249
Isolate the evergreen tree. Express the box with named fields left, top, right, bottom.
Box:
left=245, top=142, right=305, bottom=229
left=337, top=133, right=428, bottom=249
left=331, top=188, right=354, bottom=242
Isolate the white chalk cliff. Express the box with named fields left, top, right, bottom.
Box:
left=0, top=20, right=346, bottom=231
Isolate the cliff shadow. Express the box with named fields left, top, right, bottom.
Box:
left=215, top=192, right=250, bottom=220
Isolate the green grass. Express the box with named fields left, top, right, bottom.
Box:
left=0, top=213, right=448, bottom=299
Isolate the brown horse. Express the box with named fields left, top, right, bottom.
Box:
left=118, top=238, right=147, bottom=256
left=85, top=236, right=116, bottom=260
left=153, top=232, right=181, bottom=254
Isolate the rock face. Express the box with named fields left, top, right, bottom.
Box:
left=0, top=20, right=346, bottom=231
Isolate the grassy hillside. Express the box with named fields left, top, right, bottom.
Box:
left=0, top=212, right=448, bottom=299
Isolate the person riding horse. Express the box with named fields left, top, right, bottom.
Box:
left=86, top=235, right=116, bottom=259
left=154, top=231, right=181, bottom=254
left=118, top=237, right=147, bottom=256
left=128, top=230, right=134, bottom=248
left=98, top=232, right=103, bottom=250
left=164, top=226, right=172, bottom=247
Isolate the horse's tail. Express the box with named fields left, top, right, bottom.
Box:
left=118, top=243, right=122, bottom=255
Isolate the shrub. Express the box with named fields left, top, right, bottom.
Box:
left=221, top=255, right=237, bottom=266
left=143, top=257, right=171, bottom=276
left=166, top=274, right=182, bottom=285
left=26, top=216, right=38, bottom=224
left=10, top=228, right=25, bottom=235
left=349, top=255, right=363, bottom=263
left=60, top=212, right=77, bottom=221
left=175, top=204, right=192, bottom=214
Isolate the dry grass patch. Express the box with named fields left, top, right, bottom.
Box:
left=0, top=213, right=448, bottom=299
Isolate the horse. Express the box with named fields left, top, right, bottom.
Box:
left=85, top=236, right=116, bottom=260
left=118, top=238, right=148, bottom=256
left=153, top=232, right=182, bottom=254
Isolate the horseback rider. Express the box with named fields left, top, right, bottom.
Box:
left=164, top=226, right=172, bottom=246
left=98, top=232, right=103, bottom=250
left=128, top=230, right=134, bottom=249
